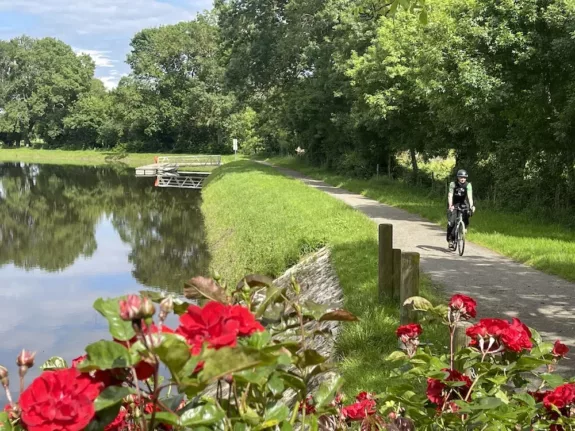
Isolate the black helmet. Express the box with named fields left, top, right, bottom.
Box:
left=456, top=169, right=468, bottom=178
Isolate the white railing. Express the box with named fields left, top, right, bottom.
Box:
left=156, top=155, right=221, bottom=166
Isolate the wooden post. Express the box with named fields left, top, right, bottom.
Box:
left=453, top=321, right=472, bottom=353
left=392, top=248, right=402, bottom=300
left=400, top=252, right=420, bottom=325
left=378, top=224, right=393, bottom=302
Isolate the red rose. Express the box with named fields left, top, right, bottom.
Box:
left=466, top=318, right=531, bottom=353
left=395, top=323, right=422, bottom=340
left=20, top=368, right=102, bottom=431
left=176, top=301, right=264, bottom=354
left=341, top=399, right=376, bottom=420
left=426, top=369, right=472, bottom=408
left=543, top=383, right=575, bottom=411
left=104, top=407, right=127, bottom=431
left=449, top=294, right=477, bottom=319
left=500, top=318, right=532, bottom=353
left=553, top=340, right=570, bottom=358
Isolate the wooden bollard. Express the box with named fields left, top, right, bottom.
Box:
left=378, top=224, right=394, bottom=302
left=453, top=321, right=472, bottom=353
left=399, top=252, right=420, bottom=325
left=392, top=248, right=402, bottom=300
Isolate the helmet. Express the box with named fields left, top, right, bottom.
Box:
left=456, top=169, right=468, bottom=178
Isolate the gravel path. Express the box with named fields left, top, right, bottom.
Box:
left=261, top=162, right=575, bottom=373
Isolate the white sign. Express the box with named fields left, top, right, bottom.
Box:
left=233, top=139, right=238, bottom=151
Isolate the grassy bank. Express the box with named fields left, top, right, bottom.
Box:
left=0, top=148, right=242, bottom=168
left=266, top=156, right=575, bottom=283
left=201, top=160, right=446, bottom=395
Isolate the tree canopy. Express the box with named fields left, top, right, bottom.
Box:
left=2, top=0, right=575, bottom=211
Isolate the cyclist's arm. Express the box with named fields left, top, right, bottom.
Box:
left=448, top=182, right=455, bottom=207
left=467, top=183, right=474, bottom=208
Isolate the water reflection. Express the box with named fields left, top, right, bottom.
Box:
left=0, top=162, right=209, bottom=397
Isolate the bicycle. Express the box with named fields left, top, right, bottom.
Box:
left=450, top=205, right=472, bottom=256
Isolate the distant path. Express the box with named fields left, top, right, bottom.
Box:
left=259, top=161, right=575, bottom=373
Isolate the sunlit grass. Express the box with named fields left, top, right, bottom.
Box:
left=201, top=160, right=447, bottom=395
left=267, top=156, right=575, bottom=283
left=0, top=148, right=244, bottom=168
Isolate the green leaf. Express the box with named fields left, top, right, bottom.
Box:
left=237, top=274, right=274, bottom=291
left=78, top=340, right=133, bottom=371
left=388, top=0, right=399, bottom=15
left=314, top=376, right=344, bottom=409
left=150, top=412, right=181, bottom=426
left=95, top=386, right=135, bottom=411
left=253, top=404, right=290, bottom=430
left=162, top=395, right=185, bottom=412
left=319, top=309, right=359, bottom=322
left=184, top=276, right=228, bottom=303
left=198, top=346, right=275, bottom=383
left=514, top=356, right=549, bottom=371
left=541, top=373, right=564, bottom=388
left=85, top=404, right=122, bottom=431
left=180, top=404, right=226, bottom=426
left=40, top=356, right=68, bottom=371
left=419, top=8, right=428, bottom=25
left=513, top=392, right=536, bottom=407
left=280, top=423, right=293, bottom=431
left=276, top=371, right=306, bottom=391
left=467, top=397, right=503, bottom=410
left=0, top=412, right=12, bottom=431
left=531, top=342, right=554, bottom=358
left=301, top=301, right=329, bottom=320
left=403, top=296, right=433, bottom=311
left=530, top=328, right=543, bottom=345
left=242, top=331, right=272, bottom=350
left=298, top=350, right=327, bottom=367
left=255, top=286, right=283, bottom=318
left=154, top=333, right=191, bottom=374
left=93, top=297, right=135, bottom=341
left=267, top=374, right=285, bottom=396
left=386, top=351, right=408, bottom=362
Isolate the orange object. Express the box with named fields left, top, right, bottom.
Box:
left=154, top=156, right=158, bottom=163
left=154, top=177, right=159, bottom=187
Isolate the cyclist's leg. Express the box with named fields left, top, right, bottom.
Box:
left=463, top=210, right=470, bottom=228
left=447, top=208, right=457, bottom=241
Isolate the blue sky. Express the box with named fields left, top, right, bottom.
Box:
left=0, top=0, right=213, bottom=89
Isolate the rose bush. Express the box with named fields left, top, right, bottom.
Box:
left=1, top=275, right=574, bottom=431
left=380, top=293, right=575, bottom=430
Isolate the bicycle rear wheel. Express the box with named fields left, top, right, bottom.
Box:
left=457, top=220, right=465, bottom=256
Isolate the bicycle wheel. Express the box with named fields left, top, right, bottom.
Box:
left=457, top=220, right=466, bottom=256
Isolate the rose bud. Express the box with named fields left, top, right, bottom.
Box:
left=139, top=297, right=156, bottom=319
left=119, top=295, right=144, bottom=321
left=0, top=366, right=8, bottom=387
left=16, top=350, right=36, bottom=368
left=159, top=296, right=174, bottom=321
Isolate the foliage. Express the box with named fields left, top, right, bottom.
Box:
left=267, top=156, right=575, bottom=283
left=0, top=272, right=414, bottom=431
left=201, top=160, right=447, bottom=396
left=380, top=293, right=575, bottom=430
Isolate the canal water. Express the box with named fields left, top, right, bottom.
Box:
left=0, top=162, right=210, bottom=397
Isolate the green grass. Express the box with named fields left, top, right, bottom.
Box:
left=0, top=148, right=244, bottom=168
left=266, top=156, right=575, bottom=283
left=201, top=161, right=447, bottom=395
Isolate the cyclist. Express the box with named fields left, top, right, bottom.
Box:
left=447, top=169, right=475, bottom=249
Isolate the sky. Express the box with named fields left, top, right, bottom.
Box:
left=0, top=0, right=213, bottom=90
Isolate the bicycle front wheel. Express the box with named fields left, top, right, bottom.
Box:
left=457, top=220, right=466, bottom=256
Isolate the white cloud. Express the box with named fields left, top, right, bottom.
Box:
left=0, top=0, right=210, bottom=35
left=73, top=48, right=114, bottom=68
left=98, top=73, right=127, bottom=90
